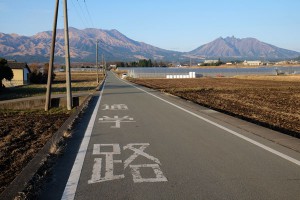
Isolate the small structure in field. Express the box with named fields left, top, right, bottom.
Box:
left=243, top=60, right=262, bottom=66
left=166, top=72, right=196, bottom=79
left=204, top=60, right=219, bottom=64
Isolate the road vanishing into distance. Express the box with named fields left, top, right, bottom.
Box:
left=40, top=71, right=300, bottom=200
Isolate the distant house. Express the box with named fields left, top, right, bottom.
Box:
left=243, top=60, right=262, bottom=66
left=3, top=61, right=31, bottom=87
left=204, top=60, right=219, bottom=64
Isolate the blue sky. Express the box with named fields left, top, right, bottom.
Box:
left=1, top=0, right=300, bottom=52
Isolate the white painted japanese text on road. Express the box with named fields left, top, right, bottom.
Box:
left=88, top=143, right=167, bottom=184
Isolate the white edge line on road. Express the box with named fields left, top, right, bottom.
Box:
left=118, top=76, right=300, bottom=167
left=61, top=81, right=106, bottom=200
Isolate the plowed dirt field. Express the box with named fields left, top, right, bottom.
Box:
left=129, top=76, right=300, bottom=137
left=0, top=72, right=101, bottom=194
left=0, top=111, right=69, bottom=193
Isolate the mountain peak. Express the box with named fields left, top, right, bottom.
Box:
left=189, top=36, right=300, bottom=59
left=0, top=28, right=181, bottom=62
left=10, top=33, right=21, bottom=38
left=110, top=29, right=120, bottom=33
left=0, top=29, right=299, bottom=62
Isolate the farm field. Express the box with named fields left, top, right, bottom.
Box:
left=0, top=72, right=103, bottom=194
left=0, top=72, right=102, bottom=101
left=0, top=109, right=69, bottom=194
left=129, top=75, right=300, bottom=137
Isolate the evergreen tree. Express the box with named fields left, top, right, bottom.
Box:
left=0, top=58, right=14, bottom=88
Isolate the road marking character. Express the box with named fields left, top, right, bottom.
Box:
left=88, top=143, right=167, bottom=184
left=99, top=116, right=135, bottom=128
left=102, top=104, right=129, bottom=110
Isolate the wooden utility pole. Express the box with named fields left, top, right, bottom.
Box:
left=45, top=0, right=60, bottom=111
left=63, top=0, right=72, bottom=110
left=96, top=40, right=99, bottom=83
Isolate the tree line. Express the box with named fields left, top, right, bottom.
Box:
left=113, top=59, right=168, bottom=68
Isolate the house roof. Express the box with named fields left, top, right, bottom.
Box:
left=7, top=62, right=31, bottom=73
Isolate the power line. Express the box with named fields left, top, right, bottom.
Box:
left=70, top=0, right=89, bottom=28
left=76, top=0, right=93, bottom=28
left=83, top=1, right=95, bottom=28
left=68, top=0, right=96, bottom=29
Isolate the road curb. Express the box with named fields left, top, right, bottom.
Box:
left=0, top=78, right=106, bottom=200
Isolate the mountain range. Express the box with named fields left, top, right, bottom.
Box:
left=0, top=27, right=299, bottom=63
left=187, top=36, right=300, bottom=60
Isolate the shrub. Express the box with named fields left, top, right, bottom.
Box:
left=0, top=58, right=14, bottom=88
left=29, top=70, right=55, bottom=84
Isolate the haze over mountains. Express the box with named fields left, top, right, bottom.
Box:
left=0, top=27, right=299, bottom=63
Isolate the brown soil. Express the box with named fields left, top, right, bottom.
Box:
left=0, top=111, right=69, bottom=194
left=0, top=72, right=99, bottom=195
left=129, top=76, right=300, bottom=137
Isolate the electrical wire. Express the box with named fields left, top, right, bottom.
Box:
left=67, top=0, right=96, bottom=29
left=76, top=0, right=93, bottom=28
left=70, top=0, right=89, bottom=28
left=83, top=0, right=95, bottom=28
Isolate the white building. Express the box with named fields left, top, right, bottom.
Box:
left=243, top=60, right=262, bottom=66
left=204, top=60, right=219, bottom=64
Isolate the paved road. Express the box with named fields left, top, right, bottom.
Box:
left=41, top=71, right=300, bottom=200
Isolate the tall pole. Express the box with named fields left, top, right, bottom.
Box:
left=63, top=0, right=72, bottom=110
left=104, top=57, right=107, bottom=76
left=45, top=0, right=60, bottom=111
left=96, top=40, right=99, bottom=83
left=102, top=54, right=105, bottom=76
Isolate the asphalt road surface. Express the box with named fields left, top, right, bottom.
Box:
left=40, top=71, right=300, bottom=200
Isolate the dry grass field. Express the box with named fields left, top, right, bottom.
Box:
left=129, top=75, right=300, bottom=137
left=0, top=72, right=103, bottom=101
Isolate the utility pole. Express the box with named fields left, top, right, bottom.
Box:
left=45, top=0, right=60, bottom=111
left=96, top=40, right=99, bottom=83
left=63, top=0, right=72, bottom=110
left=104, top=58, right=107, bottom=75
left=102, top=54, right=106, bottom=77
left=102, top=54, right=105, bottom=76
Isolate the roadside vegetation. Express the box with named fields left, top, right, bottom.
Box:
left=129, top=75, right=300, bottom=138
